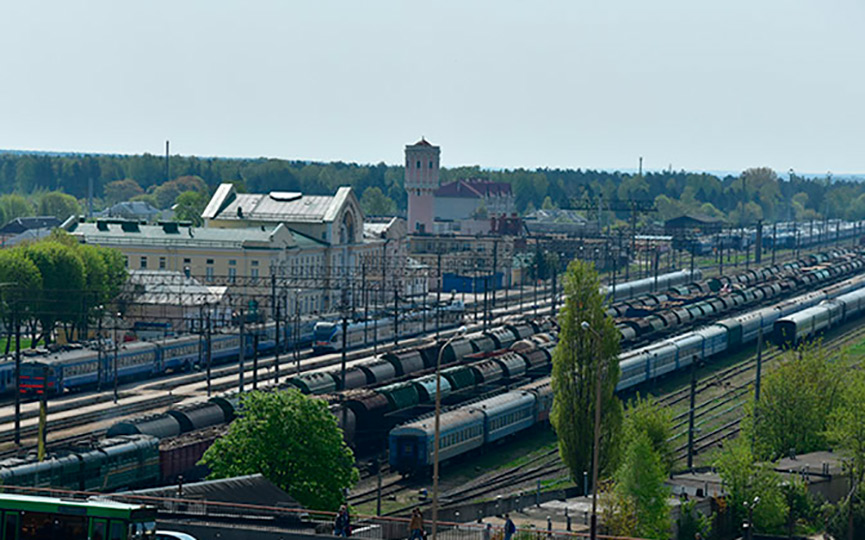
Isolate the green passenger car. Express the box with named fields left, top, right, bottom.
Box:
left=0, top=493, right=156, bottom=540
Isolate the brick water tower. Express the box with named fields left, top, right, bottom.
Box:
left=405, top=138, right=440, bottom=234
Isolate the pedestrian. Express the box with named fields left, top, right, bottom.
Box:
left=503, top=514, right=516, bottom=540
left=409, top=508, right=424, bottom=540
left=334, top=505, right=350, bottom=537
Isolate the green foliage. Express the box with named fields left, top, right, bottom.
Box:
left=37, top=191, right=80, bottom=222
left=550, top=259, right=622, bottom=482
left=714, top=437, right=787, bottom=534
left=825, top=369, right=865, bottom=486
left=0, top=249, right=43, bottom=335
left=4, top=152, right=865, bottom=224
left=823, top=495, right=865, bottom=539
left=0, top=194, right=34, bottom=225
left=23, top=241, right=86, bottom=344
left=359, top=186, right=396, bottom=216
left=608, top=431, right=671, bottom=539
left=676, top=500, right=711, bottom=540
left=173, top=191, right=209, bottom=226
left=744, top=343, right=847, bottom=460
left=202, top=390, right=359, bottom=511
left=0, top=232, right=126, bottom=344
left=622, top=395, right=674, bottom=474
left=152, top=175, right=207, bottom=209
left=103, top=178, right=144, bottom=206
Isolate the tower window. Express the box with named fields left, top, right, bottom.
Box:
left=416, top=161, right=421, bottom=168
left=429, top=161, right=434, bottom=168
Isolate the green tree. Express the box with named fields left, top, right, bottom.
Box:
left=0, top=194, right=35, bottom=224
left=201, top=390, right=358, bottom=510
left=104, top=179, right=144, bottom=205
left=359, top=186, right=397, bottom=216
left=622, top=395, right=674, bottom=474
left=676, top=500, right=711, bottom=540
left=153, top=175, right=207, bottom=209
left=173, top=191, right=209, bottom=226
left=23, top=241, right=86, bottom=344
left=0, top=249, right=43, bottom=354
left=550, top=259, right=622, bottom=483
left=826, top=370, right=865, bottom=487
left=607, top=432, right=671, bottom=539
left=745, top=343, right=846, bottom=460
left=714, top=437, right=787, bottom=534
left=37, top=191, right=81, bottom=222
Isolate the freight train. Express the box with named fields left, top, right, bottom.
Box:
left=613, top=250, right=864, bottom=343
left=16, top=301, right=466, bottom=396
left=388, top=273, right=865, bottom=473
left=0, top=322, right=556, bottom=490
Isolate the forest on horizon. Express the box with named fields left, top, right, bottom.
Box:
left=2, top=151, right=865, bottom=229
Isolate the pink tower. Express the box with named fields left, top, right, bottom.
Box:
left=405, top=137, right=440, bottom=234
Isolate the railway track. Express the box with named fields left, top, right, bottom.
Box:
left=668, top=319, right=865, bottom=463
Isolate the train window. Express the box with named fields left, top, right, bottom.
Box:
left=4, top=512, right=17, bottom=540
left=108, top=520, right=125, bottom=540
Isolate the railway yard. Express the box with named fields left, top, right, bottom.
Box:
left=1, top=243, right=865, bottom=526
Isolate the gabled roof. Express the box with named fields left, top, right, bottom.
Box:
left=435, top=179, right=512, bottom=199
left=67, top=219, right=318, bottom=250
left=0, top=216, right=61, bottom=235
left=202, top=183, right=357, bottom=225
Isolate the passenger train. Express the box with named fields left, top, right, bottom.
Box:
left=389, top=273, right=865, bottom=473
left=17, top=301, right=466, bottom=396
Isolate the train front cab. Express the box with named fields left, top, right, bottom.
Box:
left=18, top=362, right=59, bottom=397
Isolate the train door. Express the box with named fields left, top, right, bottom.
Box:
left=91, top=519, right=107, bottom=540
left=2, top=512, right=18, bottom=540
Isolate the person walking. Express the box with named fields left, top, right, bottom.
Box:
left=334, top=505, right=350, bottom=537
left=409, top=508, right=424, bottom=540
left=503, top=514, right=516, bottom=540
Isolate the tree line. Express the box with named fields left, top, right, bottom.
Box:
left=0, top=230, right=127, bottom=349
left=2, top=151, right=865, bottom=227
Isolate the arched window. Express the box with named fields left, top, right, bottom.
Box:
left=340, top=211, right=356, bottom=244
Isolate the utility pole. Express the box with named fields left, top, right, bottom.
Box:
left=772, top=222, right=777, bottom=266
left=274, top=303, right=280, bottom=385
left=14, top=309, right=21, bottom=447
left=252, top=330, right=259, bottom=390
left=206, top=311, right=212, bottom=397
left=238, top=309, right=245, bottom=393
left=436, top=253, right=442, bottom=338
left=491, top=239, right=499, bottom=309
left=341, top=314, right=348, bottom=391
left=393, top=287, right=399, bottom=347
left=113, top=314, right=119, bottom=404
left=687, top=358, right=698, bottom=471
left=755, top=327, right=764, bottom=403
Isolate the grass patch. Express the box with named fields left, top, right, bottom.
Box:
left=443, top=425, right=558, bottom=485
left=0, top=337, right=38, bottom=353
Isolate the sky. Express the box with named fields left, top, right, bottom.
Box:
left=1, top=1, right=863, bottom=175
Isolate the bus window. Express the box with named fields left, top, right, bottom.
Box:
left=92, top=519, right=107, bottom=540
left=2, top=512, right=15, bottom=540
left=109, top=520, right=125, bottom=540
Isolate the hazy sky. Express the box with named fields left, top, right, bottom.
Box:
left=1, top=1, right=863, bottom=174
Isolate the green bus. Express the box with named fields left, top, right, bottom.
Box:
left=0, top=493, right=156, bottom=540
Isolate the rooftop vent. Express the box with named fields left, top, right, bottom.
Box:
left=162, top=222, right=180, bottom=234
left=120, top=222, right=140, bottom=233
left=269, top=192, right=302, bottom=202
left=96, top=221, right=109, bottom=231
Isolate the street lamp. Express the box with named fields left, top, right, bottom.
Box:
left=432, top=325, right=468, bottom=540
left=581, top=320, right=603, bottom=540
left=743, top=496, right=760, bottom=540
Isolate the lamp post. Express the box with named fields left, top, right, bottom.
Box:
left=581, top=320, right=603, bottom=540
left=743, top=496, right=760, bottom=540
left=432, top=325, right=468, bottom=540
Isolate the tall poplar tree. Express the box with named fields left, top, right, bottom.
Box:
left=550, top=259, right=622, bottom=483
